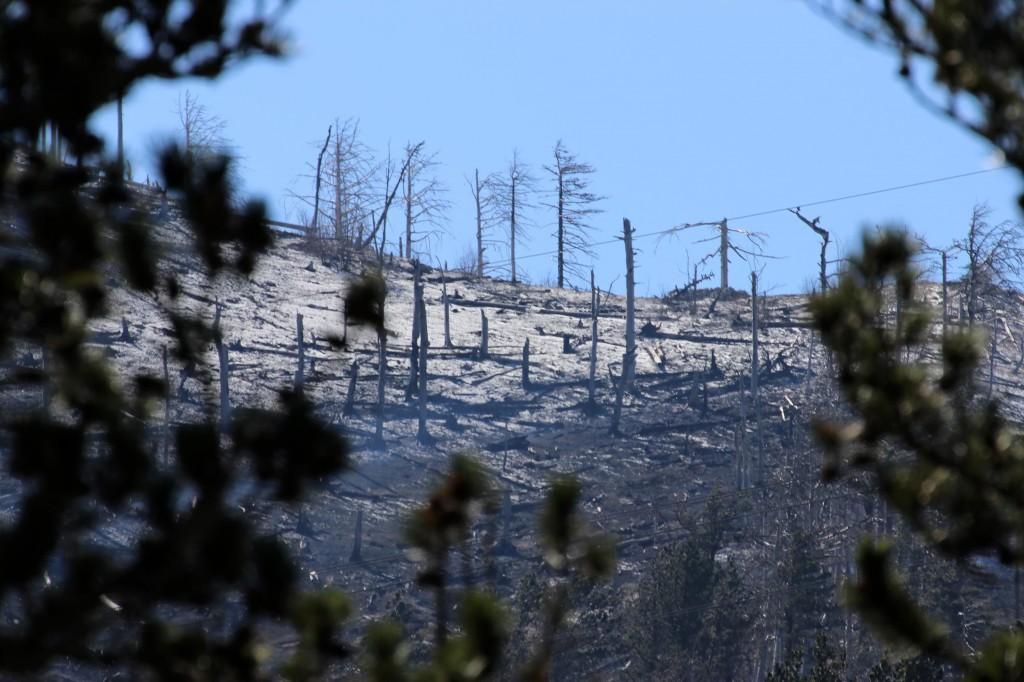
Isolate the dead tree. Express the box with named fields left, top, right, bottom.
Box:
left=375, top=317, right=387, bottom=445
left=662, top=218, right=769, bottom=301
left=751, top=271, right=762, bottom=485
left=917, top=235, right=956, bottom=335
left=343, top=360, right=359, bottom=417
left=294, top=312, right=305, bottom=389
left=544, top=140, right=605, bottom=288
left=161, top=345, right=170, bottom=464
left=310, top=126, right=332, bottom=239
left=611, top=218, right=636, bottom=435
left=588, top=270, right=601, bottom=407
left=402, top=142, right=449, bottom=259
left=416, top=295, right=430, bottom=444
left=490, top=150, right=536, bottom=284
left=361, top=142, right=421, bottom=252
left=217, top=339, right=230, bottom=433
left=480, top=310, right=489, bottom=359
left=177, top=90, right=228, bottom=160
left=955, top=203, right=1024, bottom=328
left=789, top=208, right=830, bottom=293
left=467, top=169, right=498, bottom=277
left=442, top=263, right=452, bottom=348
left=116, top=96, right=124, bottom=175
left=407, top=261, right=423, bottom=400
left=522, top=338, right=531, bottom=390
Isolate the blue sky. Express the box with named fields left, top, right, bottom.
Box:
left=98, top=1, right=1022, bottom=295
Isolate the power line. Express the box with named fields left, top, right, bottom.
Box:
left=484, top=164, right=1012, bottom=271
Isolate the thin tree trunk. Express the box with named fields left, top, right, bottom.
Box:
left=611, top=219, right=635, bottom=435
left=480, top=311, right=489, bottom=359
left=475, top=169, right=485, bottom=277
left=294, top=312, right=305, bottom=389
left=510, top=176, right=517, bottom=285
left=405, top=156, right=414, bottom=259
left=751, top=271, right=761, bottom=484
left=719, top=219, right=729, bottom=296
left=376, top=327, right=386, bottom=444
left=312, top=126, right=332, bottom=237
left=588, top=270, right=599, bottom=406
left=407, top=261, right=421, bottom=400
left=217, top=342, right=230, bottom=433
left=442, top=264, right=452, bottom=348
left=343, top=360, right=359, bottom=417
left=162, top=345, right=170, bottom=464
left=557, top=169, right=564, bottom=288
left=417, top=296, right=430, bottom=444
left=116, top=97, right=124, bottom=175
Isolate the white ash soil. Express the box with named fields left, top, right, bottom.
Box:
left=7, top=182, right=1024, bottom=673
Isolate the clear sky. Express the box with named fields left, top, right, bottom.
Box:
left=98, top=0, right=1023, bottom=295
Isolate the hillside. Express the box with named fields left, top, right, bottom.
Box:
left=6, top=181, right=1024, bottom=679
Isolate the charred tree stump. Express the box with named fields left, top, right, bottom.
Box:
left=343, top=360, right=359, bottom=417
left=162, top=345, right=170, bottom=464
left=217, top=341, right=230, bottom=433
left=294, top=312, right=305, bottom=389
left=416, top=297, right=431, bottom=444
left=480, top=310, right=489, bottom=359
left=119, top=316, right=131, bottom=343
left=562, top=334, right=572, bottom=354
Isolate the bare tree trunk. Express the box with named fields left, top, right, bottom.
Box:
left=294, top=312, right=305, bottom=389
left=162, top=345, right=170, bottom=465
left=510, top=175, right=518, bottom=285
left=588, top=270, right=599, bottom=407
left=480, top=310, right=489, bottom=359
left=611, top=219, right=636, bottom=435
left=375, top=327, right=386, bottom=444
left=557, top=168, right=565, bottom=288
left=312, top=126, right=332, bottom=238
left=116, top=97, right=124, bottom=175
left=405, top=158, right=414, bottom=259
left=941, top=251, right=949, bottom=336
left=751, top=271, right=761, bottom=485
left=343, top=360, right=359, bottom=417
left=217, top=342, right=230, bottom=433
left=442, top=263, right=452, bottom=348
left=475, top=169, right=485, bottom=277
left=407, top=261, right=422, bottom=400
left=719, top=219, right=729, bottom=296
left=417, top=296, right=430, bottom=444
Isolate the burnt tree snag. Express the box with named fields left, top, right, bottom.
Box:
left=790, top=208, right=830, bottom=293
left=611, top=218, right=636, bottom=435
